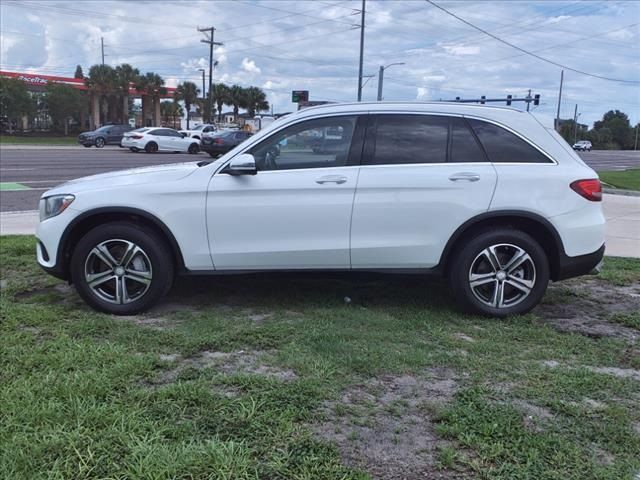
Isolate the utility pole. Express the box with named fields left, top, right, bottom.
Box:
left=199, top=27, right=223, bottom=122
left=357, top=0, right=366, bottom=101
left=555, top=69, right=564, bottom=132
left=573, top=104, right=579, bottom=143
left=101, top=37, right=105, bottom=65
left=526, top=89, right=532, bottom=112
left=198, top=68, right=206, bottom=104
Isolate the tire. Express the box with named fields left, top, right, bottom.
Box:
left=129, top=147, right=139, bottom=152
left=145, top=142, right=158, bottom=153
left=70, top=222, right=174, bottom=315
left=188, top=143, right=200, bottom=154
left=208, top=152, right=218, bottom=158
left=83, top=144, right=92, bottom=148
left=95, top=137, right=105, bottom=148
left=448, top=228, right=549, bottom=317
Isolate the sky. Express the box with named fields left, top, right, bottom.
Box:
left=1, top=0, right=639, bottom=128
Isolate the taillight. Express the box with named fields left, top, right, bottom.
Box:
left=131, top=135, right=143, bottom=139
left=214, top=138, right=224, bottom=144
left=570, top=179, right=602, bottom=202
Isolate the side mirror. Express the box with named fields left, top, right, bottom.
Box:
left=226, top=153, right=257, bottom=175
left=181, top=132, right=187, bottom=138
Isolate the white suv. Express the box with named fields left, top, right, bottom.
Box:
left=36, top=102, right=605, bottom=317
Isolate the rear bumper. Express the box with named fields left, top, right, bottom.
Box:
left=556, top=244, right=605, bottom=281
left=201, top=144, right=231, bottom=155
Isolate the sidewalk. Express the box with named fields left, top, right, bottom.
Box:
left=1, top=194, right=638, bottom=257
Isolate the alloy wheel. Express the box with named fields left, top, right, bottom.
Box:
left=468, top=243, right=536, bottom=309
left=84, top=239, right=153, bottom=304
left=95, top=138, right=105, bottom=148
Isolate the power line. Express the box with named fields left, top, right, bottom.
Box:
left=425, top=0, right=640, bottom=84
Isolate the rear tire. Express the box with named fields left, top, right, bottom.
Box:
left=70, top=222, right=174, bottom=315
left=95, top=137, right=105, bottom=148
left=208, top=152, right=218, bottom=158
left=448, top=228, right=549, bottom=317
left=145, top=142, right=158, bottom=153
left=129, top=147, right=139, bottom=152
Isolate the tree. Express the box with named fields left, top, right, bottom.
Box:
left=45, top=83, right=85, bottom=135
left=228, top=84, right=247, bottom=120
left=174, top=81, right=199, bottom=129
left=85, top=64, right=117, bottom=126
left=160, top=100, right=184, bottom=129
left=115, top=64, right=140, bottom=124
left=212, top=83, right=231, bottom=123
left=590, top=110, right=633, bottom=149
left=74, top=65, right=84, bottom=79
left=135, top=72, right=166, bottom=126
left=0, top=77, right=33, bottom=134
left=243, top=86, right=269, bottom=117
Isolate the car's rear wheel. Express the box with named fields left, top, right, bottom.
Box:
left=95, top=137, right=105, bottom=148
left=448, top=228, right=549, bottom=317
left=188, top=143, right=199, bottom=154
left=70, top=222, right=174, bottom=315
left=145, top=142, right=158, bottom=153
left=129, top=147, right=139, bottom=152
left=208, top=152, right=218, bottom=158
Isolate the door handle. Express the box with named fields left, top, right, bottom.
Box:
left=449, top=172, right=480, bottom=182
left=316, top=175, right=347, bottom=184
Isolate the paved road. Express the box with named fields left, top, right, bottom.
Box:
left=1, top=146, right=638, bottom=212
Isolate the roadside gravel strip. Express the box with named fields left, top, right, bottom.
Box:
left=2, top=195, right=638, bottom=258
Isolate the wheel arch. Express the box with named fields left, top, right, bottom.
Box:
left=57, top=207, right=186, bottom=281
left=439, top=210, right=565, bottom=281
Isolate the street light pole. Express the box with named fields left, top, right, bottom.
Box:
left=198, top=68, right=206, bottom=104
left=357, top=0, right=366, bottom=101
left=573, top=104, right=580, bottom=144
left=377, top=62, right=404, bottom=101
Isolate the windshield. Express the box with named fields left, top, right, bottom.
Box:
left=192, top=125, right=205, bottom=131
left=132, top=128, right=150, bottom=133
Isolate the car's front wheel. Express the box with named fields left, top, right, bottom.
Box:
left=70, top=222, right=174, bottom=315
left=448, top=228, right=549, bottom=317
left=95, top=137, right=105, bottom=148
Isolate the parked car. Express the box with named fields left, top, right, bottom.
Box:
left=121, top=127, right=201, bottom=153
left=37, top=102, right=605, bottom=316
left=179, top=124, right=216, bottom=140
left=200, top=130, right=253, bottom=157
left=78, top=124, right=133, bottom=148
left=572, top=140, right=592, bottom=151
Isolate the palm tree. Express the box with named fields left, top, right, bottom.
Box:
left=243, top=86, right=269, bottom=118
left=174, top=81, right=199, bottom=129
left=228, top=84, right=247, bottom=122
left=85, top=64, right=117, bottom=127
left=160, top=100, right=184, bottom=129
left=115, top=64, right=140, bottom=125
left=135, top=72, right=166, bottom=126
left=212, top=83, right=231, bottom=123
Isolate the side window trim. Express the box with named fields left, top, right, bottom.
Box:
left=461, top=117, right=490, bottom=163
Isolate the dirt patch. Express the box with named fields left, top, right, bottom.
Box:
left=452, top=333, right=475, bottom=343
left=540, top=360, right=640, bottom=382
left=151, top=349, right=297, bottom=386
left=314, top=368, right=469, bottom=479
left=536, top=279, right=640, bottom=342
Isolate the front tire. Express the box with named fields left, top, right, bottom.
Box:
left=70, top=222, right=174, bottom=315
left=188, top=143, right=199, bottom=154
left=448, top=228, right=549, bottom=317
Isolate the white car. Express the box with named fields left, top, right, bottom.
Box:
left=179, top=124, right=216, bottom=140
left=121, top=128, right=201, bottom=154
left=572, top=140, right=592, bottom=151
left=37, top=102, right=605, bottom=316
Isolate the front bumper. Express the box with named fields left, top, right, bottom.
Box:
left=556, top=244, right=605, bottom=281
left=78, top=137, right=95, bottom=146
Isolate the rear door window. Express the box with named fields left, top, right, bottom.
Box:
left=467, top=118, right=552, bottom=163
left=370, top=115, right=449, bottom=165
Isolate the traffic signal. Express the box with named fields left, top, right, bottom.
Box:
left=506, top=95, right=512, bottom=106
left=455, top=96, right=460, bottom=101
left=534, top=94, right=540, bottom=106
left=480, top=96, right=486, bottom=104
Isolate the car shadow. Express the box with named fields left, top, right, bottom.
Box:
left=163, top=271, right=454, bottom=312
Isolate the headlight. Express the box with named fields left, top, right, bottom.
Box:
left=39, top=195, right=75, bottom=221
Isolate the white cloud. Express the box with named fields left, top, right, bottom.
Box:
left=241, top=57, right=261, bottom=74
left=440, top=44, right=480, bottom=56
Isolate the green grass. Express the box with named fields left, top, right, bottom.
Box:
left=0, top=135, right=77, bottom=145
left=1, top=235, right=639, bottom=479
left=599, top=169, right=640, bottom=191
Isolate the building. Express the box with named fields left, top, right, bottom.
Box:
left=1, top=70, right=177, bottom=130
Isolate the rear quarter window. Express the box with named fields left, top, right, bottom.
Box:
left=467, top=118, right=552, bottom=164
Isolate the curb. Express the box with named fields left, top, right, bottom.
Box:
left=603, top=187, right=640, bottom=197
